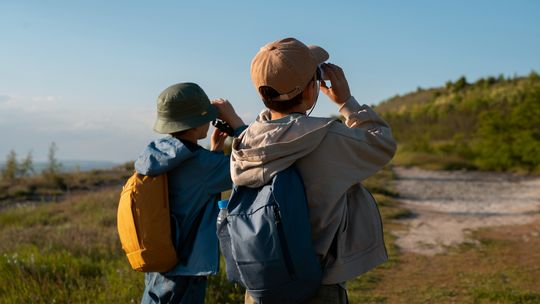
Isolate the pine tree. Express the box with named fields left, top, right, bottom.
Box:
left=2, top=150, right=19, bottom=183
left=19, top=152, right=34, bottom=177
left=45, top=142, right=62, bottom=176
left=43, top=142, right=66, bottom=190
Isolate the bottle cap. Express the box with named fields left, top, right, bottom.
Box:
left=218, top=199, right=229, bottom=209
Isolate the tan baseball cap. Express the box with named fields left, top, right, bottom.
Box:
left=251, top=37, right=329, bottom=101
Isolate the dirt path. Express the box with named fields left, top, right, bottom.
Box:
left=392, top=167, right=540, bottom=255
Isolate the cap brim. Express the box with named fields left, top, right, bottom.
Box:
left=308, top=45, right=329, bottom=64
left=153, top=103, right=218, bottom=134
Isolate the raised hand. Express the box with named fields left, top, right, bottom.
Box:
left=319, top=63, right=352, bottom=105
left=211, top=98, right=244, bottom=129
left=210, top=128, right=228, bottom=151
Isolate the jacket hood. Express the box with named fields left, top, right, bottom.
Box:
left=231, top=110, right=336, bottom=187
left=135, top=136, right=196, bottom=175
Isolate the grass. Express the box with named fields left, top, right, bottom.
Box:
left=0, top=182, right=245, bottom=303
left=347, top=168, right=407, bottom=303
left=345, top=170, right=540, bottom=303
left=363, top=224, right=540, bottom=303
left=391, top=148, right=477, bottom=171
left=1, top=166, right=539, bottom=303
left=0, top=163, right=132, bottom=207
left=0, top=189, right=142, bottom=303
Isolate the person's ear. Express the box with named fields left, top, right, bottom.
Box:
left=300, top=88, right=310, bottom=104
left=301, top=80, right=314, bottom=98
left=307, top=80, right=319, bottom=98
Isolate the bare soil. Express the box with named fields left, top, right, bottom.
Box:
left=368, top=220, right=540, bottom=303
left=392, top=167, right=540, bottom=255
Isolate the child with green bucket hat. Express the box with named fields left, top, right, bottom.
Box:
left=135, top=82, right=246, bottom=304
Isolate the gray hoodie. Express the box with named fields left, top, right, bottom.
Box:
left=230, top=97, right=397, bottom=284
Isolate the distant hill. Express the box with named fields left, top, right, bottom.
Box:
left=0, top=160, right=119, bottom=173
left=375, top=72, right=540, bottom=172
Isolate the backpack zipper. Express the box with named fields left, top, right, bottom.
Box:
left=273, top=205, right=296, bottom=279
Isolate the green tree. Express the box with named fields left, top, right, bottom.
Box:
left=509, top=89, right=540, bottom=169
left=19, top=152, right=34, bottom=177
left=45, top=142, right=62, bottom=176
left=43, top=142, right=66, bottom=190
left=529, top=70, right=539, bottom=81
left=2, top=150, right=19, bottom=183
left=379, top=72, right=540, bottom=172
left=486, top=76, right=497, bottom=86
left=473, top=86, right=540, bottom=171
left=474, top=111, right=515, bottom=170
left=453, top=76, right=469, bottom=91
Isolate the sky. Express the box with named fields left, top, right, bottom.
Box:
left=1, top=0, right=539, bottom=163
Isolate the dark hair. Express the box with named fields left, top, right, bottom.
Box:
left=258, top=86, right=305, bottom=112
left=170, top=130, right=189, bottom=138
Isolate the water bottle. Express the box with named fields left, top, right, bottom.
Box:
left=216, top=199, right=229, bottom=226
left=216, top=198, right=238, bottom=280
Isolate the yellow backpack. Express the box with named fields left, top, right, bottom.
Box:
left=117, top=172, right=178, bottom=272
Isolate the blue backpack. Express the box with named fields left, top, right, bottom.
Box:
left=217, top=166, right=322, bottom=303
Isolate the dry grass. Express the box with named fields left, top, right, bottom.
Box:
left=347, top=169, right=540, bottom=303
left=0, top=163, right=132, bottom=207
left=357, top=220, right=540, bottom=303
left=390, top=149, right=476, bottom=171
left=1, top=167, right=539, bottom=303
left=0, top=188, right=143, bottom=303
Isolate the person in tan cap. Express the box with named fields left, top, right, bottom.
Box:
left=230, top=38, right=397, bottom=303
left=136, top=82, right=246, bottom=304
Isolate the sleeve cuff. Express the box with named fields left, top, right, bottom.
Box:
left=233, top=125, right=248, bottom=137
left=338, top=96, right=362, bottom=117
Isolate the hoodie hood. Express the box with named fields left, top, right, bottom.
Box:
left=135, top=136, right=196, bottom=176
left=231, top=110, right=336, bottom=187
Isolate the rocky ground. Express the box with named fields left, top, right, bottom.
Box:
left=392, top=167, right=540, bottom=255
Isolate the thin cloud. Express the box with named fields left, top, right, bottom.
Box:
left=0, top=93, right=254, bottom=162
left=0, top=95, right=63, bottom=113
left=0, top=94, right=156, bottom=162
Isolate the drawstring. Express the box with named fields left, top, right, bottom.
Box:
left=306, top=98, right=317, bottom=117
left=306, top=79, right=320, bottom=117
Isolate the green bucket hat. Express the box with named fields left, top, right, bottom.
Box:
left=153, top=82, right=218, bottom=134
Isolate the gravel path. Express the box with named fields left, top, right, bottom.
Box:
left=392, top=167, right=540, bottom=255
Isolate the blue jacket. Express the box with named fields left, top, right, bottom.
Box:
left=134, top=136, right=232, bottom=276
